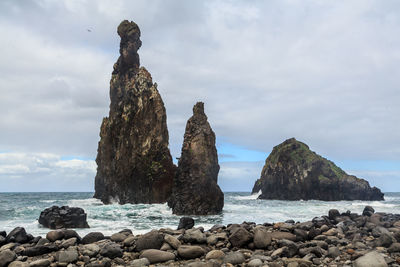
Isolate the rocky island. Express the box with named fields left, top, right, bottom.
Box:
left=93, top=20, right=176, bottom=204
left=252, top=138, right=384, bottom=201
left=168, top=102, right=224, bottom=215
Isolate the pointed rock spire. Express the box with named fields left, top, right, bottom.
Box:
left=168, top=102, right=224, bottom=215
left=94, top=20, right=175, bottom=204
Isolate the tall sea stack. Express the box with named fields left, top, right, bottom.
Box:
left=94, top=20, right=175, bottom=204
left=168, top=102, right=224, bottom=215
left=252, top=138, right=384, bottom=201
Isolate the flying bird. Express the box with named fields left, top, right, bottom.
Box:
left=87, top=29, right=92, bottom=32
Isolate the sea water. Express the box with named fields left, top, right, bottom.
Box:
left=1, top=192, right=399, bottom=237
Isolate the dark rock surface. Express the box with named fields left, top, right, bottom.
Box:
left=2, top=207, right=400, bottom=266
left=168, top=102, right=224, bottom=215
left=38, top=206, right=89, bottom=229
left=252, top=138, right=384, bottom=201
left=177, top=217, right=195, bottom=230
left=94, top=20, right=175, bottom=204
left=6, top=227, right=32, bottom=244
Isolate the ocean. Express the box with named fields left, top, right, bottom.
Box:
left=1, top=192, right=399, bottom=237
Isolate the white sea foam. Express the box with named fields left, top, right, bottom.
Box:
left=2, top=192, right=400, bottom=237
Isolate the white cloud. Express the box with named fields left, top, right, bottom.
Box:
left=0, top=152, right=95, bottom=191
left=0, top=0, right=399, bottom=191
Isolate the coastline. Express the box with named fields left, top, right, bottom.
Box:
left=1, top=207, right=400, bottom=266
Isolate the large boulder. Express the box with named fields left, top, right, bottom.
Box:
left=93, top=20, right=176, bottom=204
left=252, top=138, right=384, bottom=201
left=38, top=206, right=89, bottom=229
left=168, top=102, right=224, bottom=215
left=6, top=227, right=32, bottom=244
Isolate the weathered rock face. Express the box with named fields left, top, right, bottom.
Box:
left=94, top=20, right=175, bottom=204
left=252, top=138, right=384, bottom=201
left=168, top=102, right=224, bottom=215
left=38, top=206, right=89, bottom=229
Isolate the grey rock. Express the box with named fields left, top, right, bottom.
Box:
left=9, top=261, right=29, bottom=267
left=228, top=227, right=252, bottom=247
left=100, top=243, right=123, bottom=259
left=57, top=250, right=79, bottom=264
left=328, top=246, right=340, bottom=258
left=363, top=206, right=375, bottom=216
left=247, top=259, right=263, bottom=267
left=223, top=251, right=245, bottom=265
left=388, top=242, right=400, bottom=253
left=130, top=258, right=150, bottom=267
left=80, top=244, right=100, bottom=257
left=6, top=227, right=31, bottom=244
left=376, top=233, right=393, bottom=247
left=61, top=237, right=77, bottom=248
left=29, top=259, right=51, bottom=267
left=23, top=245, right=58, bottom=257
left=177, top=245, right=205, bottom=259
left=205, top=250, right=225, bottom=260
left=81, top=232, right=105, bottom=244
left=123, top=235, right=135, bottom=247
left=354, top=251, right=388, bottom=267
left=270, top=231, right=297, bottom=241
left=177, top=217, right=195, bottom=230
left=110, top=233, right=127, bottom=243
left=0, top=249, right=16, bottom=267
left=183, top=229, right=206, bottom=244
left=139, top=249, right=175, bottom=264
left=135, top=231, right=164, bottom=251
left=253, top=226, right=271, bottom=249
left=164, top=234, right=180, bottom=249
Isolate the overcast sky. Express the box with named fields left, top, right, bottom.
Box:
left=0, top=0, right=399, bottom=192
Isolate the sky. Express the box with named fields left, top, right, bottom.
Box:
left=0, top=0, right=399, bottom=192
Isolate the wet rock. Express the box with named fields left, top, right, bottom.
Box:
left=252, top=138, right=384, bottom=201
left=38, top=206, right=89, bottom=229
left=228, top=227, right=252, bottom=248
left=23, top=244, right=58, bottom=257
left=6, top=227, right=31, bottom=244
left=94, top=20, right=175, bottom=205
left=0, top=237, right=5, bottom=247
left=81, top=232, right=105, bottom=244
left=110, top=232, right=128, bottom=243
left=354, top=251, right=388, bottom=267
left=139, top=249, right=175, bottom=263
left=253, top=226, right=271, bottom=249
left=168, top=102, right=224, bottom=215
left=177, top=245, right=205, bottom=259
left=46, top=230, right=64, bottom=242
left=100, top=243, right=123, bottom=259
left=328, top=209, right=340, bottom=220
left=0, top=249, right=16, bottom=267
left=177, top=217, right=195, bottom=230
left=363, top=206, right=375, bottom=216
left=223, top=251, right=245, bottom=265
left=135, top=231, right=164, bottom=251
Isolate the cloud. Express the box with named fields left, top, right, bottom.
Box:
left=0, top=0, right=399, bottom=191
left=0, top=152, right=95, bottom=192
